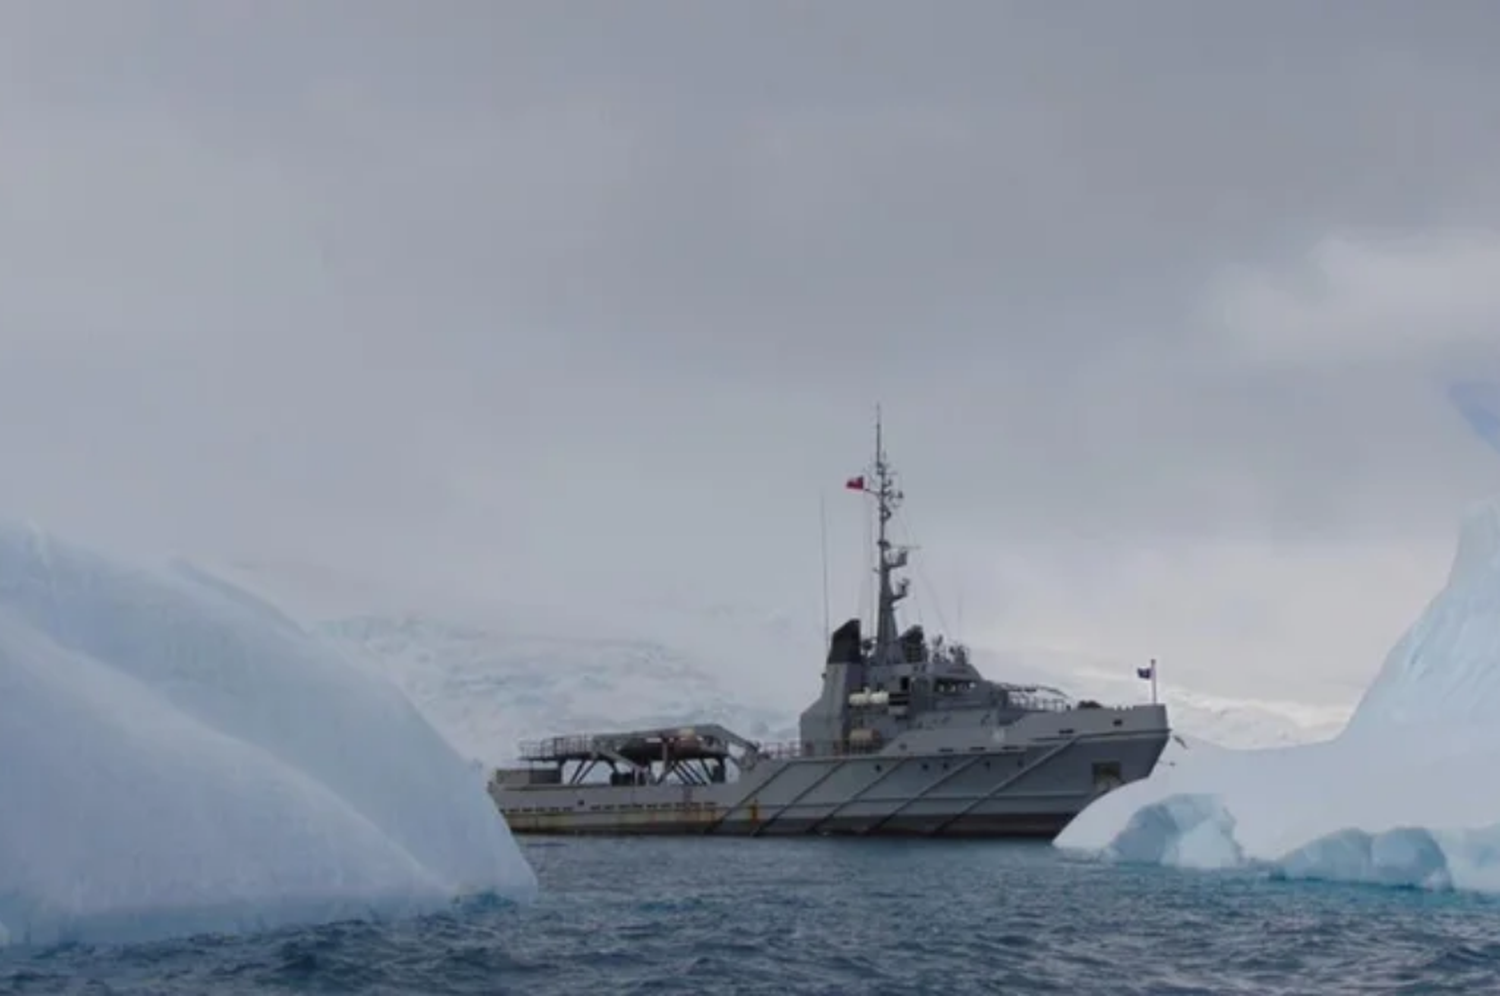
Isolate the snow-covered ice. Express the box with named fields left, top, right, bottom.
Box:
left=0, top=521, right=536, bottom=947
left=1056, top=496, right=1500, bottom=894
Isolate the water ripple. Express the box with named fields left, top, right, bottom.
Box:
left=4, top=838, right=1500, bottom=994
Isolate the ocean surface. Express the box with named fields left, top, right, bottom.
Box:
left=5, top=836, right=1500, bottom=995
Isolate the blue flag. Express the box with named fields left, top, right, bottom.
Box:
left=1136, top=663, right=1154, bottom=680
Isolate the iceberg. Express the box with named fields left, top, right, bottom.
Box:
left=1056, top=496, right=1500, bottom=894
left=1449, top=380, right=1500, bottom=457
left=0, top=521, right=536, bottom=947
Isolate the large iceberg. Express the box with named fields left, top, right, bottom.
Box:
left=0, top=521, right=536, bottom=947
left=1056, top=496, right=1500, bottom=893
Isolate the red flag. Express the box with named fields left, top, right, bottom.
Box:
left=845, top=475, right=865, bottom=491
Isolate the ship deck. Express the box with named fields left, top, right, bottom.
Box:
left=518, top=724, right=737, bottom=767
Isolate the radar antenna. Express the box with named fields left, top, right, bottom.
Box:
left=841, top=406, right=914, bottom=667
left=869, top=406, right=909, bottom=666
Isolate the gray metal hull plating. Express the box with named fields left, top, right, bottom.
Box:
left=492, top=724, right=1167, bottom=838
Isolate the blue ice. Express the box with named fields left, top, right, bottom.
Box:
left=0, top=521, right=536, bottom=947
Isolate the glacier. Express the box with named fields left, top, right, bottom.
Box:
left=0, top=521, right=536, bottom=947
left=1056, top=495, right=1500, bottom=894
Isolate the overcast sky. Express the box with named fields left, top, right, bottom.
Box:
left=3, top=1, right=1500, bottom=708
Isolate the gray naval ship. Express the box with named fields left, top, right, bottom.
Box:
left=489, top=416, right=1171, bottom=837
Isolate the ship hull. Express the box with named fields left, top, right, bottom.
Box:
left=501, top=811, right=1074, bottom=838
left=492, top=727, right=1167, bottom=839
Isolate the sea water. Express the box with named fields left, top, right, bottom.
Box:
left=4, top=836, right=1498, bottom=995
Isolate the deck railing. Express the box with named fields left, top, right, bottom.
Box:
left=751, top=739, right=886, bottom=761
left=518, top=694, right=1112, bottom=763
left=517, top=732, right=730, bottom=763
left=519, top=735, right=890, bottom=764
left=518, top=735, right=597, bottom=761
left=1007, top=692, right=1073, bottom=713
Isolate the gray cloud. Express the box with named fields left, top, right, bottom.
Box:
left=3, top=1, right=1500, bottom=705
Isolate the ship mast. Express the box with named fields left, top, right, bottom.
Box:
left=870, top=406, right=909, bottom=667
